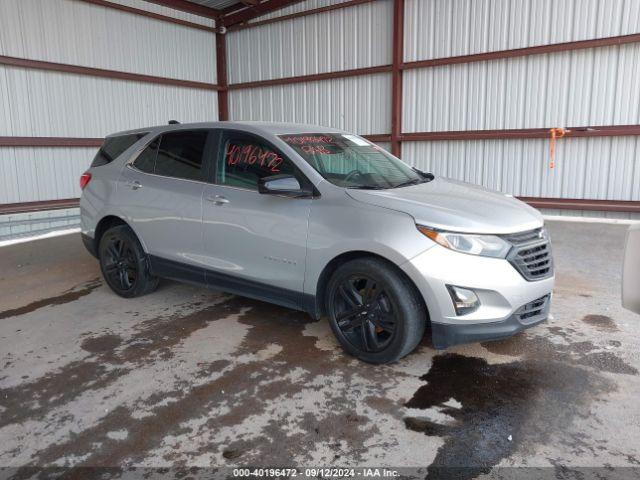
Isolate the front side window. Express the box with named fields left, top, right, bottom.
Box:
left=280, top=133, right=425, bottom=189
left=155, top=130, right=208, bottom=181
left=217, top=133, right=296, bottom=190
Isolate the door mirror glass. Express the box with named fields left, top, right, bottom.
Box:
left=622, top=224, right=640, bottom=314
left=258, top=175, right=305, bottom=196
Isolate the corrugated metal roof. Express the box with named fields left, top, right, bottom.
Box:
left=182, top=0, right=248, bottom=10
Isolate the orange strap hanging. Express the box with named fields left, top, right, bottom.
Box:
left=549, top=127, right=569, bottom=169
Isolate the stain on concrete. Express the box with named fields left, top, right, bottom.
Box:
left=482, top=331, right=637, bottom=376
left=0, top=298, right=244, bottom=431
left=81, top=334, right=123, bottom=354
left=0, top=279, right=101, bottom=320
left=16, top=300, right=397, bottom=469
left=582, top=314, right=618, bottom=331
left=0, top=360, right=120, bottom=428
left=404, top=353, right=608, bottom=480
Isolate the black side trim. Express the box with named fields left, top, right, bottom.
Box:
left=148, top=255, right=311, bottom=313
left=150, top=255, right=205, bottom=286
left=81, top=233, right=98, bottom=258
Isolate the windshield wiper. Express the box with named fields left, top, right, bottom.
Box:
left=392, top=178, right=425, bottom=189
left=346, top=185, right=387, bottom=190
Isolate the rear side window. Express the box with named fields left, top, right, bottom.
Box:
left=133, top=138, right=159, bottom=174
left=91, top=133, right=148, bottom=167
left=155, top=130, right=208, bottom=181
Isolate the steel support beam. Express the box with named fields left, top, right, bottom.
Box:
left=390, top=0, right=404, bottom=157
left=0, top=55, right=221, bottom=91
left=216, top=32, right=229, bottom=120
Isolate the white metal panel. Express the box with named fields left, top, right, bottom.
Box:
left=227, top=0, right=392, bottom=84
left=108, top=0, right=216, bottom=27
left=402, top=136, right=640, bottom=201
left=0, top=148, right=96, bottom=204
left=404, top=0, right=640, bottom=62
left=229, top=73, right=391, bottom=135
left=0, top=66, right=218, bottom=138
left=403, top=43, right=640, bottom=133
left=0, top=0, right=217, bottom=83
left=250, top=0, right=355, bottom=22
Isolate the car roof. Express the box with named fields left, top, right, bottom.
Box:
left=106, top=121, right=347, bottom=139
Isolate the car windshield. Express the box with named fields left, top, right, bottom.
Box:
left=279, top=133, right=429, bottom=189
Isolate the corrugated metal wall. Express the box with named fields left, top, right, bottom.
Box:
left=403, top=44, right=640, bottom=132
left=0, top=0, right=217, bottom=82
left=226, top=0, right=640, bottom=219
left=229, top=73, right=391, bottom=135
left=228, top=0, right=392, bottom=83
left=400, top=0, right=640, bottom=218
left=403, top=136, right=640, bottom=200
left=227, top=0, right=392, bottom=135
left=403, top=0, right=640, bottom=62
left=0, top=0, right=218, bottom=237
left=2, top=0, right=639, bottom=240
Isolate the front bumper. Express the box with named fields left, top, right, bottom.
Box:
left=431, top=293, right=550, bottom=348
left=401, top=242, right=554, bottom=349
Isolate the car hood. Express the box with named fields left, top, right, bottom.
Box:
left=345, top=177, right=543, bottom=234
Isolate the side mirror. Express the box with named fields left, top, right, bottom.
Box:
left=622, top=224, right=640, bottom=314
left=258, top=174, right=309, bottom=197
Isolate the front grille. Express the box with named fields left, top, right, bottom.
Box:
left=514, top=294, right=551, bottom=324
left=503, top=228, right=553, bottom=281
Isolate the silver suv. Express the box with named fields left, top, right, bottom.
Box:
left=80, top=122, right=554, bottom=363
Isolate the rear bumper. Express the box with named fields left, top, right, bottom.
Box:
left=431, top=294, right=551, bottom=348
left=81, top=233, right=98, bottom=258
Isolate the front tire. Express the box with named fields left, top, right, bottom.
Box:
left=98, top=225, right=159, bottom=298
left=326, top=258, right=426, bottom=364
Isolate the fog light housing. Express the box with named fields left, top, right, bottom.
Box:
left=447, top=285, right=480, bottom=315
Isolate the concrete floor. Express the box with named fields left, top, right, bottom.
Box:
left=1, top=221, right=639, bottom=478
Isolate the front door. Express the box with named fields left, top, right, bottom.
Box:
left=201, top=130, right=312, bottom=308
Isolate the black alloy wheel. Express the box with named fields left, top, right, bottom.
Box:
left=332, top=275, right=397, bottom=353
left=326, top=258, right=426, bottom=364
left=102, top=236, right=138, bottom=292
left=98, top=225, right=159, bottom=298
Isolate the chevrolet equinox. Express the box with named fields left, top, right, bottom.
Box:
left=80, top=122, right=554, bottom=363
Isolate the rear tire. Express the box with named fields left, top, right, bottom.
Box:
left=98, top=225, right=159, bottom=298
left=325, top=258, right=426, bottom=364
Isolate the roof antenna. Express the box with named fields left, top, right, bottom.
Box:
left=168, top=120, right=180, bottom=125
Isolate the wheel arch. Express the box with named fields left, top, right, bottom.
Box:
left=309, top=251, right=429, bottom=323
left=93, top=215, right=140, bottom=257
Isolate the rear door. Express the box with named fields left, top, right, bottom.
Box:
left=200, top=130, right=312, bottom=308
left=116, top=129, right=214, bottom=281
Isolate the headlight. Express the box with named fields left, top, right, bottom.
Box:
left=417, top=225, right=512, bottom=258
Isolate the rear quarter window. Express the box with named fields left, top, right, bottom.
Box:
left=91, top=133, right=148, bottom=167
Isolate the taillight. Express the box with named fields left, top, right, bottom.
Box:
left=80, top=172, right=92, bottom=190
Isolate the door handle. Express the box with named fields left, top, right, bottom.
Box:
left=206, top=195, right=229, bottom=206
left=127, top=180, right=143, bottom=190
